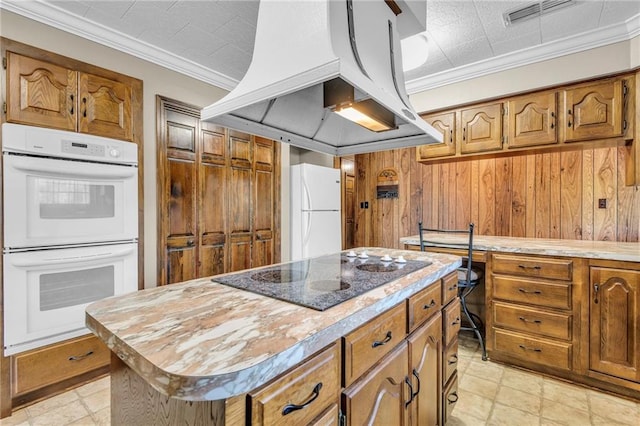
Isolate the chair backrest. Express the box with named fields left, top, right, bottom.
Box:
left=418, top=222, right=476, bottom=283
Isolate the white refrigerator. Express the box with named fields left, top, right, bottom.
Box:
left=291, top=163, right=341, bottom=260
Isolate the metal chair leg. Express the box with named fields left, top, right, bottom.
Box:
left=459, top=285, right=487, bottom=361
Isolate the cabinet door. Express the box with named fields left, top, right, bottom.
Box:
left=590, top=267, right=640, bottom=382
left=417, top=112, right=456, bottom=159
left=460, top=103, right=503, bottom=154
left=78, top=72, right=132, bottom=141
left=229, top=132, right=253, bottom=272
left=6, top=52, right=77, bottom=131
left=164, top=110, right=199, bottom=284
left=564, top=79, right=624, bottom=141
left=252, top=137, right=276, bottom=268
left=342, top=343, right=410, bottom=425
left=508, top=91, right=558, bottom=148
left=407, top=313, right=442, bottom=426
left=199, top=123, right=228, bottom=277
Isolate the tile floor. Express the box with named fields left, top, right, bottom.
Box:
left=1, top=333, right=639, bottom=425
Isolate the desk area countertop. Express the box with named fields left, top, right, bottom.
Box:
left=401, top=234, right=640, bottom=263
left=85, top=248, right=460, bottom=401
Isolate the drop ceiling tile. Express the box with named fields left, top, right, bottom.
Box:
left=169, top=24, right=227, bottom=57
left=599, top=0, right=640, bottom=26
left=209, top=43, right=252, bottom=80
left=540, top=1, right=603, bottom=42
left=445, top=38, right=495, bottom=67
left=212, top=16, right=256, bottom=55
left=48, top=1, right=91, bottom=17
left=428, top=0, right=482, bottom=27
left=121, top=3, right=189, bottom=39
left=82, top=6, right=144, bottom=38
left=81, top=0, right=135, bottom=18
left=428, top=15, right=487, bottom=51
left=490, top=31, right=541, bottom=56
left=217, top=0, right=259, bottom=23
left=473, top=0, right=541, bottom=44
left=167, top=1, right=236, bottom=34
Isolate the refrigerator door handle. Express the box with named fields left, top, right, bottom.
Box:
left=302, top=178, right=313, bottom=211
left=303, top=211, right=312, bottom=250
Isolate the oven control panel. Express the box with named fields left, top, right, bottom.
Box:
left=61, top=140, right=106, bottom=157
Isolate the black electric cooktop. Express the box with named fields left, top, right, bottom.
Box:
left=213, top=253, right=431, bottom=311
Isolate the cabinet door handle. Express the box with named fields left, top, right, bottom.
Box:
left=518, top=316, right=542, bottom=324
left=186, top=240, right=195, bottom=246
left=518, top=288, right=542, bottom=295
left=594, top=283, right=599, bottom=304
left=462, top=127, right=466, bottom=141
left=448, top=283, right=457, bottom=291
left=451, top=317, right=461, bottom=326
left=69, top=94, right=75, bottom=115
left=518, top=344, right=542, bottom=352
left=550, top=111, right=555, bottom=129
left=447, top=392, right=459, bottom=404
left=411, top=368, right=421, bottom=399
left=404, top=376, right=414, bottom=408
left=518, top=264, right=541, bottom=270
left=281, top=382, right=322, bottom=415
left=423, top=299, right=436, bottom=310
left=82, top=97, right=87, bottom=118
left=372, top=331, right=392, bottom=348
left=567, top=109, right=572, bottom=128
left=448, top=354, right=458, bottom=365
left=68, top=350, right=94, bottom=361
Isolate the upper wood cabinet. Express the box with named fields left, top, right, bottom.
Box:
left=417, top=111, right=456, bottom=159
left=563, top=78, right=627, bottom=142
left=460, top=102, right=504, bottom=154
left=507, top=91, right=558, bottom=148
left=6, top=52, right=134, bottom=141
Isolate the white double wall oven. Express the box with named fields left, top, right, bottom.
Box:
left=2, top=123, right=139, bottom=355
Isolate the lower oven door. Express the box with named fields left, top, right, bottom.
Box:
left=3, top=242, right=138, bottom=356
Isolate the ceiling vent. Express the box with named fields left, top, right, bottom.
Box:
left=503, top=0, right=576, bottom=26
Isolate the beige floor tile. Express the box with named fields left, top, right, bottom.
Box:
left=75, top=376, right=109, bottom=398
left=589, top=392, right=640, bottom=425
left=500, top=367, right=543, bottom=397
left=0, top=408, right=29, bottom=426
left=488, top=403, right=541, bottom=426
left=26, top=390, right=79, bottom=418
left=542, top=379, right=589, bottom=412
left=542, top=400, right=592, bottom=425
left=29, top=400, right=89, bottom=426
left=81, top=388, right=110, bottom=413
left=494, top=385, right=542, bottom=415
left=448, top=410, right=488, bottom=426
left=464, top=359, right=505, bottom=384
left=455, top=390, right=495, bottom=421
left=460, top=373, right=499, bottom=399
left=67, top=414, right=98, bottom=425
left=92, top=407, right=111, bottom=426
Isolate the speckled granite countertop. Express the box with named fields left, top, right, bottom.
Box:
left=85, top=248, right=460, bottom=401
left=401, top=234, right=640, bottom=262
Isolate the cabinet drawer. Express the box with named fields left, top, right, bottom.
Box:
left=343, top=303, right=407, bottom=386
left=443, top=373, right=459, bottom=425
left=443, top=298, right=461, bottom=347
left=493, top=302, right=572, bottom=340
left=408, top=282, right=442, bottom=332
left=493, top=275, right=571, bottom=309
left=250, top=343, right=340, bottom=425
left=442, top=272, right=458, bottom=306
left=494, top=329, right=572, bottom=370
left=12, top=334, right=110, bottom=396
left=492, top=254, right=573, bottom=281
left=310, top=404, right=339, bottom=426
left=443, top=339, right=458, bottom=386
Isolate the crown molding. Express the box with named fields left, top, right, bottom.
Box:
left=405, top=12, right=640, bottom=94
left=0, top=0, right=239, bottom=91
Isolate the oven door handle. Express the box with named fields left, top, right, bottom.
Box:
left=9, top=246, right=136, bottom=267
left=8, top=156, right=137, bottom=179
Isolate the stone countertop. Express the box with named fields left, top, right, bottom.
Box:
left=401, top=234, right=640, bottom=263
left=85, top=248, right=460, bottom=402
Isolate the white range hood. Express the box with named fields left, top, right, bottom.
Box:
left=201, top=0, right=441, bottom=156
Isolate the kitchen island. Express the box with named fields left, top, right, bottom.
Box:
left=86, top=248, right=462, bottom=425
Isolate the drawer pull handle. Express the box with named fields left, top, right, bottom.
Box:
left=518, top=264, right=541, bottom=270
left=68, top=350, right=94, bottom=361
left=404, top=376, right=414, bottom=408
left=447, top=392, right=459, bottom=404
left=448, top=284, right=457, bottom=291
left=518, top=344, right=542, bottom=352
left=282, top=382, right=322, bottom=415
left=452, top=317, right=461, bottom=326
left=411, top=368, right=421, bottom=399
left=372, top=331, right=393, bottom=348
left=518, top=288, right=542, bottom=295
left=423, top=300, right=436, bottom=310
left=518, top=316, right=542, bottom=324
left=448, top=354, right=458, bottom=365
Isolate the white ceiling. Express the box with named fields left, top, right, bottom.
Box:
left=2, top=0, right=639, bottom=93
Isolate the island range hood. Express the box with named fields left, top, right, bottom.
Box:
left=200, top=0, right=442, bottom=156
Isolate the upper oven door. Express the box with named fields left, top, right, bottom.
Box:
left=3, top=153, right=138, bottom=249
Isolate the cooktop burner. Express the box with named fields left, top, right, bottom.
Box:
left=213, top=253, right=431, bottom=311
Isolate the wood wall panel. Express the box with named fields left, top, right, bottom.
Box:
left=355, top=145, right=639, bottom=248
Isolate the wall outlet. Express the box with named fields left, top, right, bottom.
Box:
left=598, top=199, right=607, bottom=208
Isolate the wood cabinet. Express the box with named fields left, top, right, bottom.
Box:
left=11, top=334, right=110, bottom=408
left=460, top=102, right=504, bottom=154
left=589, top=265, right=640, bottom=383
left=417, top=111, right=456, bottom=159
left=507, top=91, right=558, bottom=148
left=6, top=51, right=133, bottom=141
left=157, top=97, right=280, bottom=285
left=488, top=253, right=580, bottom=372
left=563, top=78, right=627, bottom=142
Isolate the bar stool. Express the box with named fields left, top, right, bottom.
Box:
left=418, top=222, right=487, bottom=360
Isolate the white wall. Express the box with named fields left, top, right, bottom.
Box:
left=410, top=36, right=639, bottom=112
